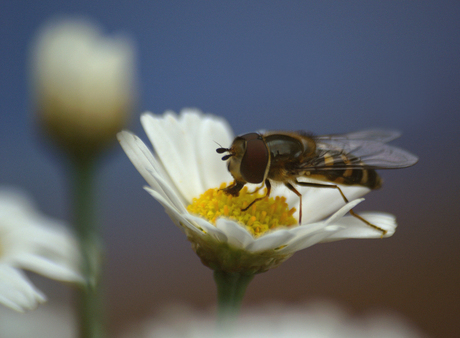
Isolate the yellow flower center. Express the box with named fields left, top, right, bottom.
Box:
left=187, top=183, right=297, bottom=237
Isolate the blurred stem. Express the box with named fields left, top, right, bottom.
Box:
left=71, top=156, right=105, bottom=338
left=213, top=270, right=254, bottom=329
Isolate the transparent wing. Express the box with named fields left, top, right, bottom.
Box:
left=316, top=129, right=401, bottom=143
left=301, top=130, right=418, bottom=170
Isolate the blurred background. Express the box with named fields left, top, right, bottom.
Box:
left=1, top=1, right=459, bottom=337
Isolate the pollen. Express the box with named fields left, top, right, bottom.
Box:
left=187, top=183, right=297, bottom=237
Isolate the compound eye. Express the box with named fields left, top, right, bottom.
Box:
left=239, top=135, right=269, bottom=184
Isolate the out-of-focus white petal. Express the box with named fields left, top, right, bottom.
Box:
left=2, top=219, right=82, bottom=283
left=119, top=301, right=425, bottom=338
left=0, top=265, right=46, bottom=312
left=0, top=303, right=76, bottom=338
left=6, top=254, right=82, bottom=283
left=0, top=187, right=83, bottom=312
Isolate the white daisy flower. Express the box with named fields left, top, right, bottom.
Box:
left=0, top=188, right=83, bottom=312
left=118, top=109, right=396, bottom=273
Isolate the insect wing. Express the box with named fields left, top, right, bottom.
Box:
left=305, top=131, right=418, bottom=170
left=316, top=129, right=401, bottom=143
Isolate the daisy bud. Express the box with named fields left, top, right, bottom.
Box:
left=30, top=18, right=137, bottom=158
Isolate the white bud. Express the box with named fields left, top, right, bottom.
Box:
left=30, top=18, right=137, bottom=157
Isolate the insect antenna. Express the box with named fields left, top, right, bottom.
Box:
left=216, top=147, right=229, bottom=154
left=215, top=141, right=233, bottom=160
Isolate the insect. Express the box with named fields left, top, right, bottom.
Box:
left=216, top=130, right=418, bottom=235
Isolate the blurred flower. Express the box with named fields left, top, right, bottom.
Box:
left=0, top=303, right=75, bottom=338
left=30, top=18, right=137, bottom=157
left=0, top=188, right=83, bottom=312
left=118, top=109, right=396, bottom=274
left=120, top=302, right=425, bottom=338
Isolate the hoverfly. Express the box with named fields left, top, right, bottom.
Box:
left=216, top=130, right=418, bottom=235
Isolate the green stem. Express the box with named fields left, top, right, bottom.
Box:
left=213, top=270, right=254, bottom=328
left=71, top=156, right=105, bottom=338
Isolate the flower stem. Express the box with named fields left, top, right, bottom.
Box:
left=71, top=156, right=105, bottom=338
left=213, top=270, right=254, bottom=328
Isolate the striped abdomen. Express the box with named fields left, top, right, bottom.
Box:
left=312, top=168, right=382, bottom=189
left=305, top=151, right=382, bottom=189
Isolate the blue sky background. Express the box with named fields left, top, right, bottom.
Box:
left=1, top=1, right=460, bottom=336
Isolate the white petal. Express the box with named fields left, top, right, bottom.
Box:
left=0, top=189, right=37, bottom=217
left=141, top=111, right=205, bottom=202
left=3, top=221, right=80, bottom=266
left=324, top=198, right=364, bottom=225
left=0, top=265, right=46, bottom=312
left=278, top=224, right=342, bottom=254
left=144, top=187, right=226, bottom=241
left=246, top=229, right=296, bottom=252
left=184, top=214, right=228, bottom=242
left=283, top=222, right=329, bottom=240
left=145, top=170, right=188, bottom=214
left=6, top=254, right=82, bottom=283
left=0, top=188, right=82, bottom=286
left=194, top=113, right=234, bottom=190
left=215, top=218, right=254, bottom=249
left=143, top=187, right=192, bottom=234
left=273, top=198, right=363, bottom=254
left=117, top=131, right=187, bottom=207
left=274, top=179, right=370, bottom=224
left=163, top=209, right=187, bottom=235
left=324, top=212, right=397, bottom=240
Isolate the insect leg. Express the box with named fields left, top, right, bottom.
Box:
left=294, top=180, right=387, bottom=236
left=220, top=180, right=246, bottom=196
left=284, top=182, right=302, bottom=224
left=247, top=183, right=265, bottom=195
left=241, top=180, right=271, bottom=211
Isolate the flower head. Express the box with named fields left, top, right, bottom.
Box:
left=118, top=109, right=396, bottom=274
left=0, top=188, right=83, bottom=312
left=30, top=18, right=137, bottom=157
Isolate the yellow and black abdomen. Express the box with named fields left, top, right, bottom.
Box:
left=307, top=151, right=382, bottom=189
left=313, top=168, right=382, bottom=189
